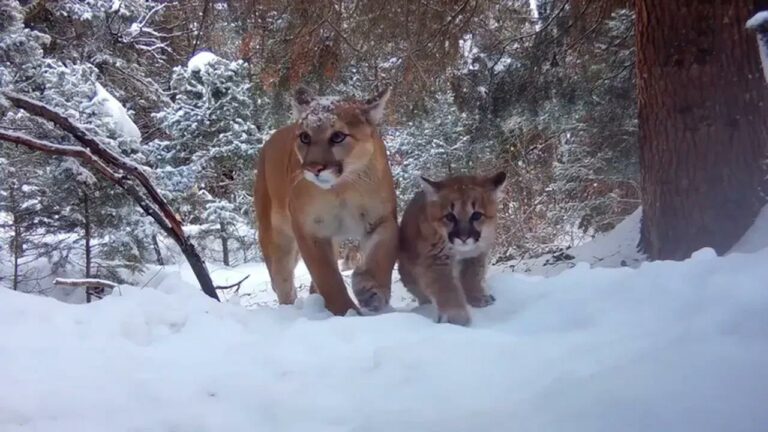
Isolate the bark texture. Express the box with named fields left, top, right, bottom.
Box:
left=637, top=0, right=768, bottom=260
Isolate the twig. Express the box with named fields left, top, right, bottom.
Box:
left=214, top=274, right=250, bottom=290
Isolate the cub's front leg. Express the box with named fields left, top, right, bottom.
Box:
left=293, top=223, right=358, bottom=316
left=352, top=217, right=398, bottom=312
left=459, top=254, right=495, bottom=308
left=420, top=260, right=471, bottom=326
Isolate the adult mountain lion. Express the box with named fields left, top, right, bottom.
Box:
left=254, top=86, right=397, bottom=316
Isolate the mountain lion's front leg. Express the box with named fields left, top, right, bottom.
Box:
left=294, top=225, right=357, bottom=316
left=352, top=217, right=397, bottom=312
left=459, top=254, right=495, bottom=308
left=421, top=262, right=470, bottom=326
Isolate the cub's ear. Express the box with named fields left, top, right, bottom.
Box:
left=362, top=87, right=391, bottom=125
left=420, top=175, right=442, bottom=201
left=291, top=85, right=316, bottom=120
left=485, top=171, right=507, bottom=194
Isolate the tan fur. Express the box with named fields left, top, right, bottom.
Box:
left=254, top=87, right=397, bottom=315
left=398, top=172, right=507, bottom=326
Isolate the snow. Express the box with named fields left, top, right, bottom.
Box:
left=747, top=12, right=768, bottom=84
left=3, top=227, right=768, bottom=431
left=297, top=96, right=342, bottom=128
left=53, top=278, right=119, bottom=288
left=529, top=0, right=539, bottom=20
left=746, top=11, right=768, bottom=30
left=511, top=207, right=644, bottom=276
left=730, top=204, right=768, bottom=254
left=109, top=0, right=122, bottom=13
left=152, top=258, right=416, bottom=310
left=92, top=83, right=141, bottom=141
left=187, top=51, right=220, bottom=72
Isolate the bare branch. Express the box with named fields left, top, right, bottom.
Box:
left=214, top=274, right=250, bottom=290
left=324, top=18, right=363, bottom=55
left=0, top=130, right=119, bottom=182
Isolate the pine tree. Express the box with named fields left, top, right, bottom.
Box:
left=152, top=53, right=262, bottom=265
left=1, top=0, right=156, bottom=287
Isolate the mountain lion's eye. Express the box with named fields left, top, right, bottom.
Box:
left=299, top=132, right=311, bottom=144
left=329, top=131, right=347, bottom=144
left=470, top=211, right=483, bottom=222
left=444, top=213, right=458, bottom=224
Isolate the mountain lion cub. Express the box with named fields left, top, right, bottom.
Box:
left=398, top=172, right=507, bottom=326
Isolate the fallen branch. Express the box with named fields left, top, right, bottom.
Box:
left=54, top=278, right=119, bottom=289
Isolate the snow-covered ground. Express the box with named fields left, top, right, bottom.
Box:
left=2, top=209, right=768, bottom=431
left=508, top=207, right=645, bottom=276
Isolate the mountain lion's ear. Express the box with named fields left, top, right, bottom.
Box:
left=485, top=171, right=507, bottom=196
left=420, top=175, right=442, bottom=201
left=291, top=85, right=316, bottom=120
left=362, top=87, right=391, bottom=125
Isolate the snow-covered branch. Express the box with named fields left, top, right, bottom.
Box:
left=3, top=91, right=182, bottom=239
left=0, top=129, right=119, bottom=182
left=54, top=278, right=119, bottom=289
left=108, top=3, right=174, bottom=59
left=0, top=92, right=220, bottom=302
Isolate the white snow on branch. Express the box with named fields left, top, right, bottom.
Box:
left=187, top=51, right=220, bottom=72
left=92, top=83, right=141, bottom=141
left=109, top=0, right=123, bottom=13
left=54, top=278, right=119, bottom=288
left=747, top=12, right=768, bottom=84
left=746, top=11, right=768, bottom=30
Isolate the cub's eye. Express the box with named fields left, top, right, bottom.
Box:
left=299, top=132, right=312, bottom=145
left=469, top=211, right=484, bottom=222
left=329, top=131, right=348, bottom=144
left=443, top=213, right=458, bottom=224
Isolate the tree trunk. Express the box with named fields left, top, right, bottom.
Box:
left=636, top=0, right=768, bottom=260
left=82, top=190, right=99, bottom=303
left=151, top=233, right=165, bottom=266
left=220, top=221, right=230, bottom=267
left=10, top=184, right=20, bottom=291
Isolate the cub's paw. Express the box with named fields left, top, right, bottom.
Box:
left=436, top=307, right=472, bottom=327
left=467, top=293, right=496, bottom=308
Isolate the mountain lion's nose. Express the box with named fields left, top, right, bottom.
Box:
left=304, top=163, right=327, bottom=175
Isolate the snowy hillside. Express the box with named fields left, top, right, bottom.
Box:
left=3, top=236, right=768, bottom=431
left=507, top=207, right=645, bottom=276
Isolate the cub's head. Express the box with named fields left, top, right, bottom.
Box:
left=291, top=86, right=390, bottom=189
left=420, top=172, right=507, bottom=255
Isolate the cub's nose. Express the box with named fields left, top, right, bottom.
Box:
left=304, top=163, right=327, bottom=176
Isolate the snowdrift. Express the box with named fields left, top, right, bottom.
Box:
left=2, top=243, right=768, bottom=431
